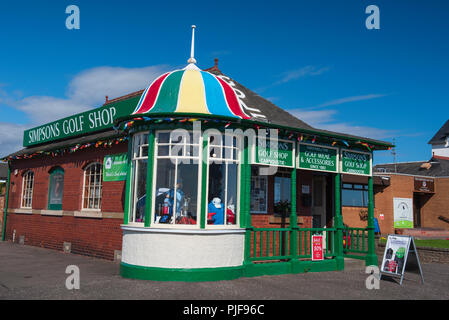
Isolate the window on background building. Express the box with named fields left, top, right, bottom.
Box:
left=153, top=130, right=200, bottom=226
left=21, top=171, right=34, bottom=208
left=250, top=167, right=268, bottom=214
left=130, top=133, right=149, bottom=224
left=207, top=134, right=240, bottom=226
left=342, top=183, right=369, bottom=207
left=82, top=163, right=102, bottom=210
left=48, top=167, right=64, bottom=210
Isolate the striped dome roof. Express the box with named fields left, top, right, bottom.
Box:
left=132, top=64, right=250, bottom=119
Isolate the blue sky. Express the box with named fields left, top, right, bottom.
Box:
left=0, top=0, right=448, bottom=164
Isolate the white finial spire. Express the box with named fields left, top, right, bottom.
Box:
left=187, top=25, right=197, bottom=64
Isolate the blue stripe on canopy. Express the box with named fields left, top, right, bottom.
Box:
left=200, top=71, right=236, bottom=118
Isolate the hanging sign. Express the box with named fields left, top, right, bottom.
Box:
left=414, top=177, right=435, bottom=193
left=253, top=137, right=294, bottom=167
left=393, top=197, right=413, bottom=228
left=312, top=235, right=324, bottom=261
left=297, top=143, right=338, bottom=173
left=23, top=96, right=140, bottom=147
left=103, top=153, right=128, bottom=182
left=340, top=149, right=372, bottom=176
left=380, top=235, right=424, bottom=285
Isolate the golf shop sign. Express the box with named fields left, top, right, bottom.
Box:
left=253, top=138, right=294, bottom=167
left=23, top=96, right=139, bottom=147
left=297, top=143, right=338, bottom=173
left=103, top=153, right=128, bottom=182
left=340, top=149, right=371, bottom=176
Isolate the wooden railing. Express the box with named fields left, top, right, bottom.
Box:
left=250, top=227, right=336, bottom=262
left=342, top=227, right=369, bottom=259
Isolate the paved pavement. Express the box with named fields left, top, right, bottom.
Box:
left=1, top=241, right=448, bottom=300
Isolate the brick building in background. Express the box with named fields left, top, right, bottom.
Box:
left=366, top=120, right=449, bottom=236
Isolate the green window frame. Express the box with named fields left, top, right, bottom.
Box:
left=48, top=167, right=64, bottom=210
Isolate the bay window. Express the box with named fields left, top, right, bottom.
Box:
left=153, top=130, right=200, bottom=226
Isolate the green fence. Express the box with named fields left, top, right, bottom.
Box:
left=342, top=227, right=369, bottom=260
left=250, top=227, right=337, bottom=262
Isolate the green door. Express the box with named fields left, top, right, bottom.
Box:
left=48, top=167, right=64, bottom=210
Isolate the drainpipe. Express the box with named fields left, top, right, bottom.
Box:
left=2, top=162, right=10, bottom=241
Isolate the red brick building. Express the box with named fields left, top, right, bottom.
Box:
left=341, top=120, right=449, bottom=237
left=1, top=55, right=392, bottom=281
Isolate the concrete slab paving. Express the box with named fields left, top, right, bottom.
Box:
left=1, top=241, right=448, bottom=300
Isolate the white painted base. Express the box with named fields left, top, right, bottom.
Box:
left=121, top=226, right=245, bottom=269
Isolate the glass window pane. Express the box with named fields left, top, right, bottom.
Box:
left=226, top=163, right=238, bottom=225
left=175, top=161, right=198, bottom=225
left=207, top=163, right=225, bottom=225
left=342, top=189, right=365, bottom=207
left=158, top=132, right=170, bottom=144
left=154, top=159, right=176, bottom=224
left=158, top=145, right=169, bottom=156
left=250, top=169, right=267, bottom=213
left=141, top=145, right=148, bottom=157
left=133, top=159, right=147, bottom=223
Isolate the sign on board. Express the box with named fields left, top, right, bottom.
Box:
left=297, top=143, right=338, bottom=173
left=414, top=177, right=435, bottom=193
left=23, top=96, right=140, bottom=147
left=103, top=153, right=128, bottom=182
left=253, top=137, right=294, bottom=167
left=340, top=149, right=372, bottom=176
left=380, top=234, right=424, bottom=285
left=312, top=235, right=324, bottom=261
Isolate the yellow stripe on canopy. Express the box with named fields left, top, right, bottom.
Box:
left=176, top=69, right=210, bottom=114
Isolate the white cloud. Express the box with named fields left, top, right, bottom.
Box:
left=314, top=94, right=388, bottom=109
left=288, top=108, right=394, bottom=140
left=1, top=64, right=170, bottom=155
left=276, top=66, right=329, bottom=85
left=0, top=122, right=29, bottom=158
left=256, top=65, right=329, bottom=93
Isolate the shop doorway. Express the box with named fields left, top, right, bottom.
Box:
left=413, top=193, right=421, bottom=228
left=312, top=175, right=327, bottom=228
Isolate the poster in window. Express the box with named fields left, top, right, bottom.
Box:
left=49, top=173, right=64, bottom=205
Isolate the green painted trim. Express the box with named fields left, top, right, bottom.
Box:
left=123, top=139, right=133, bottom=225
left=1, top=163, right=10, bottom=241
left=244, top=259, right=338, bottom=278
left=120, top=262, right=244, bottom=282
left=240, top=136, right=248, bottom=228
left=334, top=173, right=344, bottom=270
left=289, top=147, right=298, bottom=259
left=120, top=258, right=339, bottom=281
left=243, top=137, right=253, bottom=265
left=366, top=175, right=378, bottom=266
left=116, top=113, right=392, bottom=150
left=144, top=130, right=155, bottom=227
left=200, top=133, right=208, bottom=229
